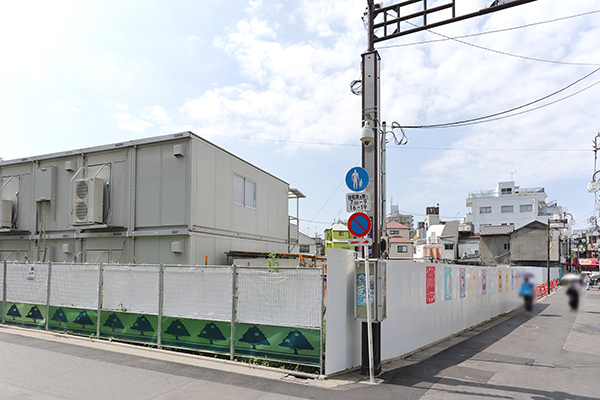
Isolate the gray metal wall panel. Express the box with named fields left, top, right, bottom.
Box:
left=135, top=236, right=187, bottom=265
left=161, top=143, right=187, bottom=226
left=82, top=237, right=130, bottom=264
left=136, top=142, right=187, bottom=228
left=136, top=146, right=161, bottom=227
left=19, top=173, right=34, bottom=231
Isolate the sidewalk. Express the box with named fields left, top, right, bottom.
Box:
left=372, top=286, right=600, bottom=399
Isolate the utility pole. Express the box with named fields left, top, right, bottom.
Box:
left=359, top=0, right=537, bottom=376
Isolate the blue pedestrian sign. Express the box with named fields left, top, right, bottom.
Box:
left=345, top=167, right=369, bottom=192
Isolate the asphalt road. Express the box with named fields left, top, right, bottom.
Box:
left=1, top=287, right=599, bottom=400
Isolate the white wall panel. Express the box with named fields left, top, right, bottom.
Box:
left=325, top=256, right=549, bottom=375
left=324, top=249, right=361, bottom=375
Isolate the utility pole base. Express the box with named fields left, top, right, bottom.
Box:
left=361, top=321, right=381, bottom=375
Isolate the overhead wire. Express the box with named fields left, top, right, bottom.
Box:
left=400, top=20, right=600, bottom=67
left=207, top=134, right=589, bottom=152
left=401, top=74, right=600, bottom=129
left=300, top=159, right=362, bottom=234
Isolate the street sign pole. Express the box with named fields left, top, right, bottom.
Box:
left=364, top=248, right=375, bottom=384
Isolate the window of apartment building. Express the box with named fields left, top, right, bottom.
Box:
left=501, top=205, right=513, bottom=213
left=503, top=242, right=510, bottom=250
left=520, top=204, right=532, bottom=212
left=397, top=245, right=408, bottom=253
left=234, top=174, right=256, bottom=208
left=299, top=245, right=310, bottom=253
left=501, top=188, right=512, bottom=195
left=444, top=244, right=454, bottom=250
left=390, top=230, right=399, bottom=235
left=337, top=231, right=345, bottom=237
left=480, top=206, right=491, bottom=214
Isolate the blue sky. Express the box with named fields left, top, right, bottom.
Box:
left=1, top=0, right=599, bottom=237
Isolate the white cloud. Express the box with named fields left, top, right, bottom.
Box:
left=114, top=103, right=129, bottom=110
left=116, top=113, right=153, bottom=133
left=146, top=105, right=172, bottom=125
left=57, top=101, right=80, bottom=112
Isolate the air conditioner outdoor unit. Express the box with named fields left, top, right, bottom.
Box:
left=1, top=200, right=12, bottom=228
left=72, top=177, right=104, bottom=225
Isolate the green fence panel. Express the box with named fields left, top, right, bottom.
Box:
left=48, top=306, right=97, bottom=336
left=234, top=323, right=320, bottom=365
left=4, top=302, right=46, bottom=329
left=161, top=316, right=231, bottom=353
left=99, top=311, right=158, bottom=344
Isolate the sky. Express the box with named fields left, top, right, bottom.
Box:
left=1, top=0, right=599, bottom=237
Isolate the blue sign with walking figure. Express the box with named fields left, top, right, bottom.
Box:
left=345, top=167, right=369, bottom=192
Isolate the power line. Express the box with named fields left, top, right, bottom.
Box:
left=401, top=20, right=600, bottom=67
left=408, top=77, right=600, bottom=129
left=207, top=134, right=590, bottom=152
left=401, top=67, right=600, bottom=129
left=378, top=9, right=600, bottom=51
left=300, top=159, right=361, bottom=234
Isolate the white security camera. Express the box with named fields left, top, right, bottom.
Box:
left=360, top=119, right=374, bottom=146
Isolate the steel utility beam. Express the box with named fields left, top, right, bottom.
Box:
left=372, top=0, right=537, bottom=43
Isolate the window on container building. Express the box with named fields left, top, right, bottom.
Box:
left=234, top=174, right=256, bottom=208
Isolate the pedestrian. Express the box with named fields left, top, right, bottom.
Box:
left=566, top=280, right=581, bottom=311
left=519, top=277, right=534, bottom=315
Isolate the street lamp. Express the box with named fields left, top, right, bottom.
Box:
left=587, top=171, right=600, bottom=193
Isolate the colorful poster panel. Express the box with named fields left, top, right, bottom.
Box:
left=511, top=270, right=515, bottom=290
left=482, top=270, right=487, bottom=295
left=426, top=266, right=436, bottom=304
left=161, top=316, right=231, bottom=354
left=444, top=267, right=452, bottom=301
left=471, top=270, right=478, bottom=297
left=498, top=270, right=503, bottom=292
left=489, top=270, right=495, bottom=293
left=459, top=268, right=466, bottom=298
left=355, top=262, right=376, bottom=319
left=234, top=323, right=320, bottom=365
left=99, top=311, right=158, bottom=344
left=506, top=270, right=510, bottom=290
left=48, top=306, right=97, bottom=336
left=4, top=302, right=46, bottom=329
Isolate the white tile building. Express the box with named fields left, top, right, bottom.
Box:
left=466, top=181, right=563, bottom=234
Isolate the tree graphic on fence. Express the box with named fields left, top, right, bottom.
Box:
left=103, top=313, right=124, bottom=332
left=165, top=319, right=190, bottom=340
left=197, top=322, right=226, bottom=344
left=131, top=316, right=154, bottom=336
left=279, top=329, right=314, bottom=355
left=51, top=308, right=68, bottom=326
left=26, top=306, right=43, bottom=323
left=7, top=304, right=21, bottom=320
left=74, top=310, right=94, bottom=329
left=239, top=326, right=270, bottom=350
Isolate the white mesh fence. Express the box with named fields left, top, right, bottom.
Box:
left=49, top=264, right=99, bottom=309
left=163, top=266, right=233, bottom=321
left=103, top=265, right=159, bottom=314
left=6, top=263, right=49, bottom=304
left=237, top=268, right=323, bottom=328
